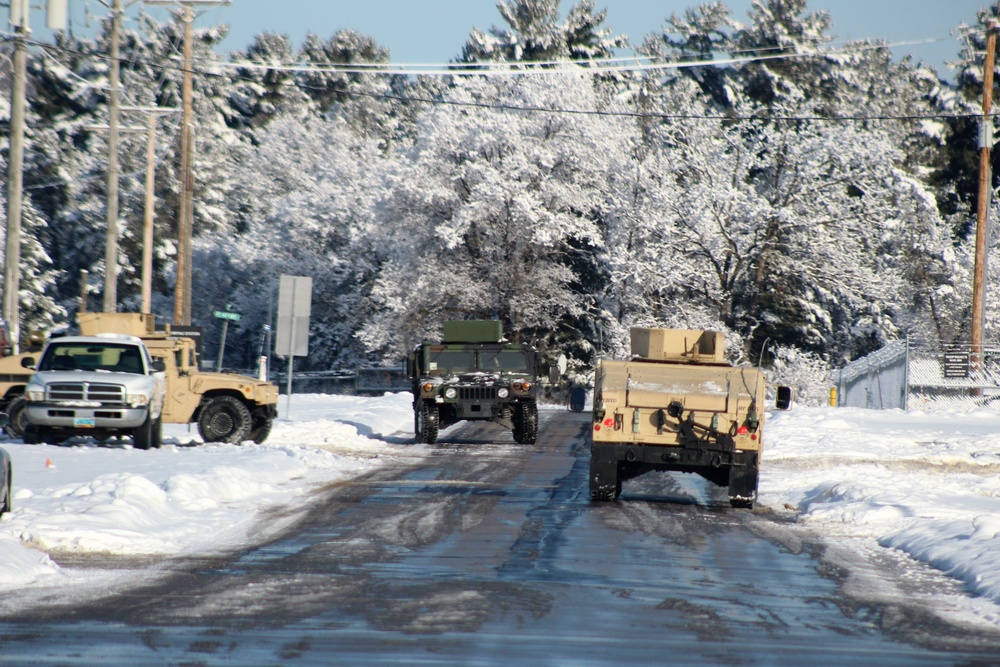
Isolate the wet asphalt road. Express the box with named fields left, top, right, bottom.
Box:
left=1, top=409, right=999, bottom=665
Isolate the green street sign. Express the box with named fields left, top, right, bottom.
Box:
left=213, top=310, right=241, bottom=321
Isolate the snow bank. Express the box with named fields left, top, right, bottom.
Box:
left=0, top=392, right=417, bottom=588
left=762, top=406, right=1000, bottom=617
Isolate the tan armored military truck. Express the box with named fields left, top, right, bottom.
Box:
left=0, top=323, right=43, bottom=438
left=77, top=312, right=279, bottom=444
left=590, top=328, right=791, bottom=508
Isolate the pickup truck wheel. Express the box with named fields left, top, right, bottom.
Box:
left=2, top=460, right=11, bottom=515
left=22, top=424, right=40, bottom=445
left=133, top=413, right=154, bottom=450
left=248, top=416, right=273, bottom=444
left=198, top=396, right=252, bottom=444
left=4, top=395, right=27, bottom=439
left=151, top=416, right=163, bottom=449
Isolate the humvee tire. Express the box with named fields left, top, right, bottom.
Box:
left=198, top=396, right=252, bottom=444
left=416, top=402, right=439, bottom=444
left=248, top=415, right=274, bottom=444
left=589, top=447, right=621, bottom=501
left=513, top=400, right=538, bottom=444
left=4, top=395, right=26, bottom=439
left=727, top=452, right=759, bottom=509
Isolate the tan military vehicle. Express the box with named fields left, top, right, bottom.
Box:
left=77, top=312, right=278, bottom=444
left=590, top=328, right=791, bottom=508
left=0, top=324, right=43, bottom=438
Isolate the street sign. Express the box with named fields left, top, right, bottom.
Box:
left=213, top=310, right=241, bottom=321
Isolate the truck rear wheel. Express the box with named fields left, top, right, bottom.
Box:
left=514, top=401, right=538, bottom=444
left=4, top=395, right=27, bottom=439
left=415, top=402, right=439, bottom=444
left=728, top=453, right=759, bottom=509
left=198, top=396, right=252, bottom=444
left=589, top=449, right=621, bottom=501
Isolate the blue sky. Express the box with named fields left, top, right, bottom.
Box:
left=31, top=1, right=994, bottom=78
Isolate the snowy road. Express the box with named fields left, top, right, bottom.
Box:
left=1, top=408, right=998, bottom=665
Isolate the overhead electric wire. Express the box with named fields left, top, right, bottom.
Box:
left=0, top=29, right=986, bottom=125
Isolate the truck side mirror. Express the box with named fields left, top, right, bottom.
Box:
left=775, top=386, right=793, bottom=410
left=548, top=366, right=561, bottom=384
left=1, top=346, right=11, bottom=357
left=21, top=356, right=35, bottom=369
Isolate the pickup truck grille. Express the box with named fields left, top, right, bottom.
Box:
left=459, top=386, right=498, bottom=401
left=47, top=382, right=126, bottom=404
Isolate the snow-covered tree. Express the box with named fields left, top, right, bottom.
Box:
left=459, top=0, right=625, bottom=64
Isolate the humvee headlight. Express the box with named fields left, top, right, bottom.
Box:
left=444, top=387, right=457, bottom=399
left=497, top=387, right=509, bottom=398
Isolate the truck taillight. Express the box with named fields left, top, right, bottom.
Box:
left=737, top=425, right=749, bottom=435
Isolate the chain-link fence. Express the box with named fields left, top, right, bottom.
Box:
left=834, top=340, right=1000, bottom=411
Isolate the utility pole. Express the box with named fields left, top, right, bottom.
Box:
left=121, top=106, right=178, bottom=313
left=101, top=0, right=124, bottom=312
left=972, top=19, right=1000, bottom=363
left=146, top=0, right=229, bottom=326
left=3, top=0, right=29, bottom=352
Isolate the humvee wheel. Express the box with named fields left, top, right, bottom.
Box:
left=514, top=400, right=538, bottom=445
left=198, top=396, right=252, bottom=444
left=248, top=416, right=274, bottom=444
left=589, top=459, right=621, bottom=502
left=728, top=454, right=758, bottom=509
left=4, top=395, right=27, bottom=439
left=416, top=402, right=439, bottom=444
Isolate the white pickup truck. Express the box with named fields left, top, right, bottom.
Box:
left=22, top=333, right=167, bottom=449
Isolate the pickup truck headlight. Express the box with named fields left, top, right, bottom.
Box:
left=25, top=383, right=45, bottom=402
left=126, top=394, right=150, bottom=408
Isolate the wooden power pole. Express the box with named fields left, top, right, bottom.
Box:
left=972, top=19, right=1000, bottom=360
left=146, top=0, right=229, bottom=325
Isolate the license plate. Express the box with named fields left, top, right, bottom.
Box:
left=74, top=418, right=95, bottom=428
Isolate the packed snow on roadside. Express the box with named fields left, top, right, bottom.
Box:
left=761, top=406, right=1000, bottom=625
left=0, top=392, right=419, bottom=589
left=3, top=394, right=1000, bottom=629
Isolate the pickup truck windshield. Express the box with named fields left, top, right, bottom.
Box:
left=40, top=343, right=145, bottom=374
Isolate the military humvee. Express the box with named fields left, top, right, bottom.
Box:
left=0, top=323, right=44, bottom=438
left=590, top=328, right=791, bottom=508
left=77, top=312, right=279, bottom=444
left=408, top=320, right=541, bottom=444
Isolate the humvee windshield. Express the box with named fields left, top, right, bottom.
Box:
left=429, top=349, right=475, bottom=372
left=427, top=347, right=529, bottom=373
left=479, top=349, right=529, bottom=371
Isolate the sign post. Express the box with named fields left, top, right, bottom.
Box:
left=213, top=308, right=241, bottom=372
left=275, top=275, right=312, bottom=418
